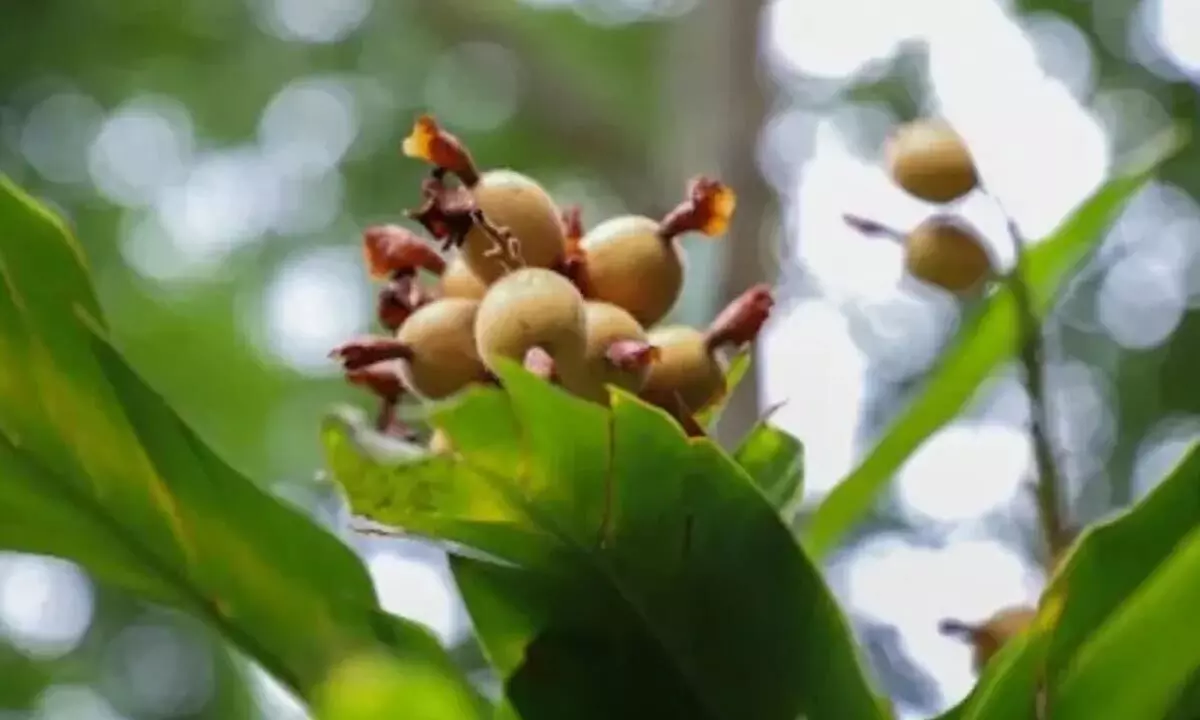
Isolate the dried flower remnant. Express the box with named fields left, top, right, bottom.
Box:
left=658, top=176, right=737, bottom=239
left=401, top=114, right=480, bottom=186
left=329, top=336, right=414, bottom=371
left=704, top=283, right=775, bottom=350
left=376, top=274, right=434, bottom=332
left=344, top=364, right=416, bottom=440
left=362, top=224, right=446, bottom=279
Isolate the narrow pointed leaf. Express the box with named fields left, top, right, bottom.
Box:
left=733, top=420, right=804, bottom=510
left=803, top=127, right=1188, bottom=559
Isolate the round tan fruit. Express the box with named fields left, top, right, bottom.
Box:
left=567, top=301, right=653, bottom=404
left=886, top=119, right=979, bottom=204
left=640, top=325, right=727, bottom=414
left=463, top=170, right=566, bottom=284
left=474, top=267, right=587, bottom=375
left=578, top=215, right=685, bottom=327
left=394, top=298, right=489, bottom=400
left=904, top=216, right=993, bottom=294
left=438, top=254, right=489, bottom=300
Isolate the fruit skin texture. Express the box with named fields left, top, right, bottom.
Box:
left=463, top=169, right=566, bottom=284
left=438, top=255, right=489, bottom=300
left=578, top=215, right=685, bottom=327
left=474, top=267, right=587, bottom=376
left=394, top=298, right=490, bottom=401
left=905, top=217, right=993, bottom=294
left=569, top=301, right=653, bottom=404
left=640, top=325, right=727, bottom=414
left=886, top=119, right=978, bottom=204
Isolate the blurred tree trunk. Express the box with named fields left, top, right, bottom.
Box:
left=660, top=0, right=777, bottom=447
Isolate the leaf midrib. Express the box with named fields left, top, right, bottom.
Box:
left=452, top=417, right=729, bottom=720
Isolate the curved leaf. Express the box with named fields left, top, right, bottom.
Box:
left=325, top=364, right=884, bottom=720
left=0, top=176, right=480, bottom=708
left=938, top=443, right=1200, bottom=720
left=697, top=348, right=751, bottom=430
left=733, top=419, right=805, bottom=511
left=803, top=128, right=1188, bottom=559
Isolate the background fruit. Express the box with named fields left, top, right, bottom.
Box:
left=886, top=119, right=979, bottom=204
left=904, top=216, right=994, bottom=294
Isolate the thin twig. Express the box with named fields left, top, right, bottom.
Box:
left=989, top=193, right=1068, bottom=568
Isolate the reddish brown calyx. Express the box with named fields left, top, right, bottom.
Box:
left=362, top=225, right=446, bottom=279
left=406, top=170, right=514, bottom=259
left=376, top=273, right=435, bottom=332
left=605, top=340, right=660, bottom=372
left=561, top=205, right=584, bottom=253
left=704, top=283, right=776, bottom=352
left=401, top=114, right=480, bottom=186
left=658, top=176, right=738, bottom=240
left=345, top=364, right=416, bottom=439
left=523, top=347, right=559, bottom=383
left=329, top=336, right=414, bottom=371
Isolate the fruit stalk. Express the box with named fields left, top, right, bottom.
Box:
left=993, top=195, right=1068, bottom=569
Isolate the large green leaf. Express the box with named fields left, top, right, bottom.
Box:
left=325, top=364, right=884, bottom=720
left=803, top=128, right=1188, bottom=559
left=0, top=176, right=481, bottom=708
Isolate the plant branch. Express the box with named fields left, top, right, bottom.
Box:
left=993, top=196, right=1068, bottom=569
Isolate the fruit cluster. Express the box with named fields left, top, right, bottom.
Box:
left=851, top=118, right=996, bottom=296
left=329, top=115, right=775, bottom=449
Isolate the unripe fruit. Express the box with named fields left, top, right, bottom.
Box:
left=474, top=267, right=587, bottom=375
left=886, top=119, right=978, bottom=204
left=579, top=216, right=683, bottom=328
left=639, top=325, right=728, bottom=415
left=577, top=177, right=735, bottom=327
left=438, top=255, right=488, bottom=301
left=940, top=606, right=1037, bottom=673
left=904, top=216, right=993, bottom=294
left=394, top=298, right=490, bottom=400
left=567, top=301, right=657, bottom=404
left=463, top=169, right=566, bottom=284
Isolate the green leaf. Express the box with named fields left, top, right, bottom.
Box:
left=0, top=175, right=481, bottom=708
left=941, top=442, right=1200, bottom=720
left=326, top=362, right=885, bottom=720
left=0, top=642, right=48, bottom=710
left=934, top=620, right=1050, bottom=720
left=315, top=652, right=484, bottom=720
left=732, top=418, right=804, bottom=511
left=1041, top=443, right=1200, bottom=719
left=1054, top=522, right=1200, bottom=720
left=696, top=349, right=751, bottom=430
left=802, top=127, right=1189, bottom=559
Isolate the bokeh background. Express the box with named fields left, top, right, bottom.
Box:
left=1, top=0, right=1198, bottom=718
